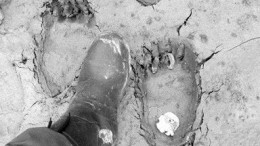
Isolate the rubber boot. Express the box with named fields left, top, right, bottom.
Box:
left=50, top=33, right=130, bottom=146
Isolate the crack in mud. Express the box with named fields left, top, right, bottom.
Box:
left=193, top=68, right=225, bottom=146
left=12, top=49, right=33, bottom=72
left=20, top=50, right=28, bottom=65
left=198, top=49, right=221, bottom=68
left=201, top=81, right=224, bottom=100
left=27, top=6, right=55, bottom=96
left=226, top=36, right=260, bottom=52
left=193, top=50, right=226, bottom=145
left=130, top=53, right=156, bottom=145
left=177, top=9, right=193, bottom=36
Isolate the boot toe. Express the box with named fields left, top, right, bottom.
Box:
left=79, top=33, right=130, bottom=84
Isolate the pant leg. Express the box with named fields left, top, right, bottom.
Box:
left=6, top=127, right=72, bottom=146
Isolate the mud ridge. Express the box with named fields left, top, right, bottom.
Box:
left=130, top=51, right=156, bottom=146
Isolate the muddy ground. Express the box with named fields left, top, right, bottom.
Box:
left=1, top=0, right=260, bottom=145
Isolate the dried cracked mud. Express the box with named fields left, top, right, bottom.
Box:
left=1, top=0, right=260, bottom=146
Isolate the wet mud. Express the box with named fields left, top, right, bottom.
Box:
left=1, top=0, right=260, bottom=146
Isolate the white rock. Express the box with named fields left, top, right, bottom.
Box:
left=156, top=112, right=180, bottom=136
left=98, top=129, right=113, bottom=144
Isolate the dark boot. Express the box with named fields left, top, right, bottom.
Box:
left=50, top=33, right=130, bottom=146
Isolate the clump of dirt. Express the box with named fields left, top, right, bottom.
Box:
left=136, top=0, right=161, bottom=6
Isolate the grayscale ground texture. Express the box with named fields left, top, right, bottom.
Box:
left=1, top=0, right=260, bottom=145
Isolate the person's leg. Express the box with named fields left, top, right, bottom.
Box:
left=6, top=128, right=72, bottom=146
left=6, top=33, right=130, bottom=146
left=50, top=33, right=130, bottom=146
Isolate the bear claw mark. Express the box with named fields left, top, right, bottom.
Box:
left=42, top=0, right=96, bottom=26
left=176, top=43, right=185, bottom=61
left=167, top=53, right=175, bottom=70
left=139, top=40, right=187, bottom=75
